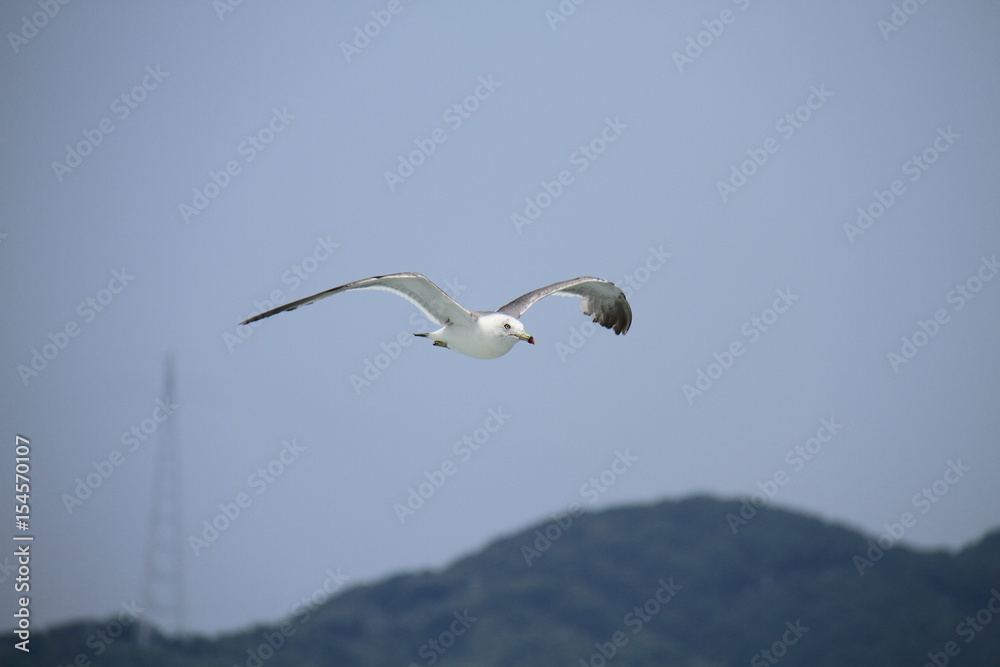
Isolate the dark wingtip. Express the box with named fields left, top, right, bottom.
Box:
left=589, top=293, right=631, bottom=335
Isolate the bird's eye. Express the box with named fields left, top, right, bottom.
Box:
left=503, top=323, right=511, bottom=330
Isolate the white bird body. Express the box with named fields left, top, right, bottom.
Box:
left=418, top=312, right=533, bottom=359
left=240, top=272, right=631, bottom=360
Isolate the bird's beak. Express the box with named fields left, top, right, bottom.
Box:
left=516, top=331, right=535, bottom=344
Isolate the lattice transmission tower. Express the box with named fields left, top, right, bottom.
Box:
left=137, top=353, right=185, bottom=646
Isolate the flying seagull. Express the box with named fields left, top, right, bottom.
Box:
left=240, top=272, right=631, bottom=359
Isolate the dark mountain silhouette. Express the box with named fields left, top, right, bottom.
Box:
left=10, top=496, right=1000, bottom=666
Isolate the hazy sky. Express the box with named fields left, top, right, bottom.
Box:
left=2, top=1, right=999, bottom=638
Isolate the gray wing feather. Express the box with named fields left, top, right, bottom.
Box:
left=496, top=276, right=632, bottom=335
left=239, top=273, right=475, bottom=326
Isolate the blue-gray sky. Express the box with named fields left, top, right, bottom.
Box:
left=2, top=1, right=999, bottom=637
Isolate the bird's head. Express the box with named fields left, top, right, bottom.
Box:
left=490, top=314, right=534, bottom=345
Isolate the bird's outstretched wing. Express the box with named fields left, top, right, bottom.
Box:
left=240, top=272, right=476, bottom=326
left=496, top=276, right=632, bottom=335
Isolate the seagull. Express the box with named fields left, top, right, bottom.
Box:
left=240, top=272, right=631, bottom=359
